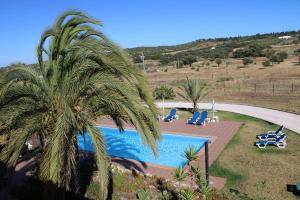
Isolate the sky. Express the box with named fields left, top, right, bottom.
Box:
left=0, top=0, right=300, bottom=67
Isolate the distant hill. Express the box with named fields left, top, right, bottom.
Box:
left=126, top=30, right=300, bottom=65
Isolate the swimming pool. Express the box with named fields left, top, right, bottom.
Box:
left=77, top=127, right=209, bottom=167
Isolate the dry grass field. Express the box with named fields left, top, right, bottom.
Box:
left=146, top=55, right=300, bottom=114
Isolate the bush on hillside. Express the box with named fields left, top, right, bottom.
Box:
left=242, top=57, right=253, bottom=66
left=277, top=51, right=288, bottom=62
left=182, top=55, right=197, bottom=66
left=233, top=44, right=265, bottom=58
left=270, top=55, right=279, bottom=63
left=262, top=60, right=271, bottom=66
left=153, top=85, right=175, bottom=100
left=263, top=49, right=276, bottom=58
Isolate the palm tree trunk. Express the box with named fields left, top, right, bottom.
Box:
left=106, top=165, right=113, bottom=200
left=38, top=133, right=45, bottom=148
left=193, top=102, right=197, bottom=112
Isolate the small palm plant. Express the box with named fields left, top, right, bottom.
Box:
left=184, top=145, right=198, bottom=165
left=137, top=188, right=151, bottom=200
left=195, top=173, right=212, bottom=200
left=180, top=188, right=196, bottom=200
left=177, top=78, right=206, bottom=112
left=190, top=165, right=202, bottom=181
left=174, top=167, right=187, bottom=183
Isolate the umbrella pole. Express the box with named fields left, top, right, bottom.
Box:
left=162, top=97, right=165, bottom=119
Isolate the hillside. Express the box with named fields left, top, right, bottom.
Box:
left=126, top=30, right=300, bottom=66
left=126, top=30, right=300, bottom=114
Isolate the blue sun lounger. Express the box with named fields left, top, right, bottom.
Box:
left=196, top=111, right=208, bottom=125
left=256, top=134, right=286, bottom=149
left=187, top=111, right=200, bottom=124
left=256, top=125, right=284, bottom=140
left=164, top=108, right=177, bottom=122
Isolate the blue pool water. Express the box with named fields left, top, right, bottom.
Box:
left=77, top=127, right=209, bottom=167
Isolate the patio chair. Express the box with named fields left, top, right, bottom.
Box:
left=187, top=111, right=200, bottom=124
left=196, top=111, right=208, bottom=126
left=256, top=134, right=287, bottom=149
left=164, top=108, right=177, bottom=122
left=256, top=125, right=284, bottom=140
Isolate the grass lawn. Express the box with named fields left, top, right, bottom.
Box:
left=161, top=108, right=300, bottom=200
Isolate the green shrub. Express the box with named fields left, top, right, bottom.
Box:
left=263, top=49, right=276, bottom=58
left=182, top=55, right=197, bottom=66
left=277, top=51, right=288, bottom=62
left=242, top=57, right=253, bottom=66
left=137, top=189, right=151, bottom=200
left=270, top=55, right=279, bottom=63
left=262, top=60, right=271, bottom=66
left=180, top=188, right=196, bottom=200
left=174, top=167, right=187, bottom=182
left=153, top=85, right=175, bottom=100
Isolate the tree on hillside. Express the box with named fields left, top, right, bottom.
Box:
left=177, top=78, right=206, bottom=112
left=215, top=58, right=222, bottom=67
left=182, top=55, right=197, bottom=67
left=0, top=11, right=160, bottom=199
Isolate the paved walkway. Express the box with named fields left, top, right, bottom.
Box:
left=156, top=101, right=300, bottom=134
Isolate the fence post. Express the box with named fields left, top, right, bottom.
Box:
left=254, top=83, right=257, bottom=93
left=272, top=83, right=275, bottom=96
left=224, top=83, right=226, bottom=92
left=238, top=83, right=241, bottom=93
left=291, top=83, right=294, bottom=93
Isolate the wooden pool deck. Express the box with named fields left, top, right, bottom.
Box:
left=96, top=118, right=242, bottom=189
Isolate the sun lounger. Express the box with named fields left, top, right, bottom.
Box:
left=256, top=125, right=284, bottom=140
left=256, top=134, right=286, bottom=149
left=164, top=108, right=177, bottom=122
left=187, top=111, right=200, bottom=124
left=196, top=111, right=208, bottom=125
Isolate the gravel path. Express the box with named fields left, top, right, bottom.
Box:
left=156, top=101, right=300, bottom=134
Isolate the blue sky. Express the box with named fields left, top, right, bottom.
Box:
left=0, top=0, right=299, bottom=66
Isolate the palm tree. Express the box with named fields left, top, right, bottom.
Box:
left=0, top=11, right=160, bottom=199
left=184, top=145, right=197, bottom=166
left=177, top=78, right=206, bottom=112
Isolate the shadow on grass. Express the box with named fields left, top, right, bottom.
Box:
left=209, top=161, right=245, bottom=187
left=254, top=147, right=290, bottom=154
